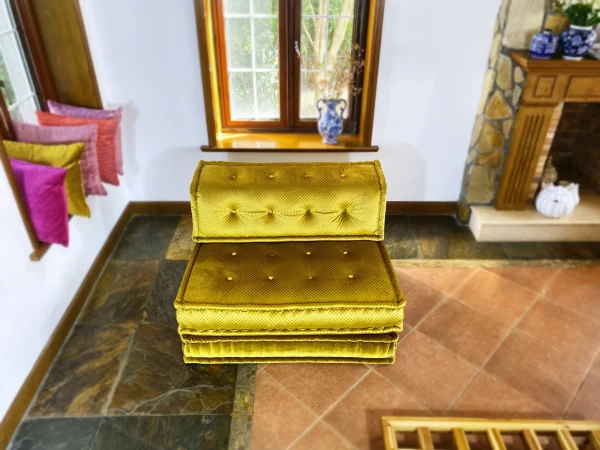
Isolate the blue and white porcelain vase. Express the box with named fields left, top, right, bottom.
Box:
left=317, top=99, right=346, bottom=144
left=561, top=25, right=597, bottom=60
left=530, top=29, right=558, bottom=59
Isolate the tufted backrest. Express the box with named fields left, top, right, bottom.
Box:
left=190, top=160, right=387, bottom=242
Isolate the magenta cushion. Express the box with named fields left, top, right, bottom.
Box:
left=10, top=158, right=69, bottom=246
left=12, top=121, right=107, bottom=196
left=47, top=100, right=123, bottom=175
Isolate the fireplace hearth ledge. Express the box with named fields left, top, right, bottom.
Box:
left=470, top=195, right=600, bottom=242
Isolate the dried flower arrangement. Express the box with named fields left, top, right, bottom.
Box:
left=295, top=42, right=366, bottom=101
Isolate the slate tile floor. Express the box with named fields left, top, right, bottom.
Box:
left=8, top=214, right=600, bottom=450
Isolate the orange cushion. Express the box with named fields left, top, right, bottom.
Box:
left=36, top=111, right=120, bottom=186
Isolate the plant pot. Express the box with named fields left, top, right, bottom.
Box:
left=530, top=29, right=558, bottom=59
left=317, top=99, right=346, bottom=144
left=560, top=25, right=597, bottom=60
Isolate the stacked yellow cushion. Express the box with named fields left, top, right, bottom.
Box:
left=175, top=161, right=405, bottom=364
left=4, top=140, right=90, bottom=217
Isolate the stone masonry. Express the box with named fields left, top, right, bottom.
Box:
left=457, top=0, right=566, bottom=221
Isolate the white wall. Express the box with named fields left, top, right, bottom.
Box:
left=0, top=0, right=501, bottom=422
left=0, top=179, right=131, bottom=420
left=79, top=0, right=501, bottom=202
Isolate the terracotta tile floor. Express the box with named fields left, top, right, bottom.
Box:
left=251, top=266, right=600, bottom=450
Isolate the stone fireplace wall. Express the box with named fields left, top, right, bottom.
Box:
left=457, top=0, right=566, bottom=221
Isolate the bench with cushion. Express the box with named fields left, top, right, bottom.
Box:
left=174, top=160, right=405, bottom=364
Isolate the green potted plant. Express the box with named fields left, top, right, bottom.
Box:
left=556, top=0, right=600, bottom=60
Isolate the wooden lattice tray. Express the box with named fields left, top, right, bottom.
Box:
left=381, top=417, right=600, bottom=450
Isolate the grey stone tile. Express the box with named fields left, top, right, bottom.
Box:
left=108, top=323, right=237, bottom=416
left=111, top=215, right=180, bottom=261
left=384, top=216, right=422, bottom=259
left=91, top=416, right=231, bottom=450
left=144, top=260, right=187, bottom=327
left=79, top=261, right=160, bottom=326
left=29, top=324, right=136, bottom=417
left=409, top=215, right=508, bottom=259
left=8, top=418, right=100, bottom=450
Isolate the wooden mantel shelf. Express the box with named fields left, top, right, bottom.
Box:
left=511, top=51, right=600, bottom=73
left=495, top=52, right=600, bottom=211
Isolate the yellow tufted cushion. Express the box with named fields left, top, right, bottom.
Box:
left=175, top=241, right=404, bottom=335
left=180, top=333, right=398, bottom=364
left=4, top=140, right=90, bottom=217
left=174, top=241, right=404, bottom=363
left=178, top=160, right=404, bottom=364
left=190, top=161, right=386, bottom=243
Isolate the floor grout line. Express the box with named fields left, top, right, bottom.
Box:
left=280, top=367, right=374, bottom=450
left=443, top=268, right=564, bottom=416
left=562, top=343, right=600, bottom=419
left=100, top=258, right=165, bottom=416
left=101, top=321, right=140, bottom=416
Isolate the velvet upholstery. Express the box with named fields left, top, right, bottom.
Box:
left=190, top=161, right=386, bottom=242
left=176, top=241, right=403, bottom=335
left=4, top=140, right=90, bottom=217
left=176, top=160, right=405, bottom=364
left=10, top=158, right=69, bottom=246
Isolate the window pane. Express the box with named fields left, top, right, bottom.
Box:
left=229, top=72, right=254, bottom=119
left=0, top=33, right=34, bottom=102
left=225, top=18, right=252, bottom=68
left=18, top=95, right=39, bottom=124
left=0, top=0, right=14, bottom=35
left=256, top=71, right=279, bottom=118
left=223, top=0, right=280, bottom=121
left=253, top=0, right=277, bottom=15
left=329, top=0, right=355, bottom=16
left=299, top=0, right=355, bottom=119
left=301, top=17, right=327, bottom=67
left=254, top=18, right=278, bottom=69
left=224, top=0, right=249, bottom=14
left=0, top=48, right=16, bottom=104
left=302, top=0, right=324, bottom=16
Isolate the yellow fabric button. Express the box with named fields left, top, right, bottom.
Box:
left=227, top=276, right=233, bottom=281
left=268, top=276, right=274, bottom=280
left=348, top=275, right=354, bottom=279
left=231, top=252, right=237, bottom=256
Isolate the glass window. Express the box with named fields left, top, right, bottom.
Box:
left=222, top=0, right=280, bottom=120
left=299, top=0, right=355, bottom=119
left=0, top=0, right=39, bottom=123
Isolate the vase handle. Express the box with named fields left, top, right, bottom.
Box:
left=317, top=99, right=326, bottom=120
left=337, top=99, right=347, bottom=118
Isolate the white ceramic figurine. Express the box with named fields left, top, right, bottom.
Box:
left=535, top=182, right=580, bottom=219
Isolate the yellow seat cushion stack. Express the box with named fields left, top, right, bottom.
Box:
left=175, top=161, right=405, bottom=364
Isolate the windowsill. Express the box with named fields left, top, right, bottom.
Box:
left=201, top=132, right=378, bottom=152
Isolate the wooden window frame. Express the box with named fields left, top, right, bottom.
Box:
left=196, top=0, right=385, bottom=151
left=0, top=0, right=102, bottom=261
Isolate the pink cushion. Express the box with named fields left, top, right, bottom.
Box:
left=10, top=158, right=69, bottom=246
left=36, top=112, right=120, bottom=186
left=48, top=100, right=123, bottom=175
left=12, top=121, right=107, bottom=196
